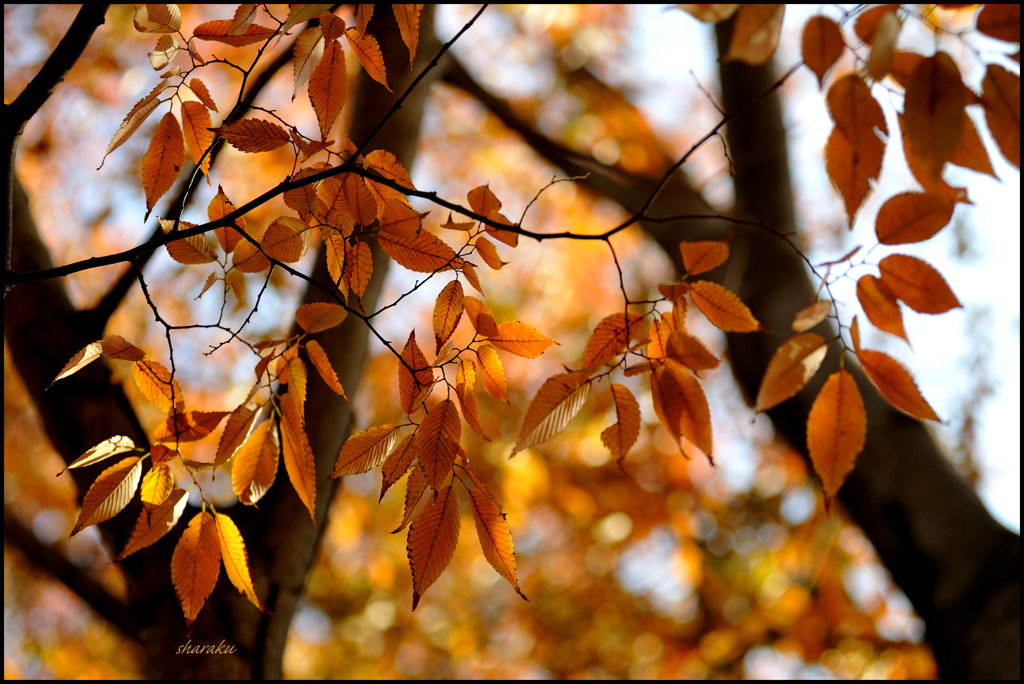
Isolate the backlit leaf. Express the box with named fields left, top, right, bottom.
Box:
left=802, top=15, right=844, bottom=88
left=878, top=254, right=961, bottom=314
left=725, top=4, right=784, bottom=65
left=293, top=27, right=325, bottom=100
left=415, top=400, right=461, bottom=490
left=866, top=10, right=899, bottom=81
left=345, top=28, right=389, bottom=91
left=468, top=185, right=502, bottom=216
left=976, top=5, right=1020, bottom=43
left=393, top=4, right=422, bottom=66
left=134, top=360, right=184, bottom=414
left=346, top=240, right=373, bottom=302
left=115, top=487, right=187, bottom=561
left=101, top=335, right=147, bottom=361
left=398, top=331, right=434, bottom=414
left=342, top=173, right=377, bottom=225
left=231, top=419, right=279, bottom=505
left=140, top=462, right=173, bottom=506
left=476, top=344, right=508, bottom=403
left=295, top=302, right=347, bottom=333
left=330, top=424, right=400, bottom=479
left=462, top=262, right=483, bottom=295
left=511, top=373, right=591, bottom=457
left=227, top=4, right=258, bottom=36
left=904, top=52, right=965, bottom=183
left=665, top=330, right=720, bottom=371
left=71, top=457, right=143, bottom=536
left=149, top=34, right=179, bottom=70
left=171, top=511, right=221, bottom=629
left=408, top=484, right=460, bottom=610
left=284, top=164, right=328, bottom=222
left=99, top=81, right=167, bottom=168
left=791, top=300, right=831, bottom=332
left=380, top=433, right=418, bottom=502
left=980, top=65, right=1020, bottom=169
left=153, top=410, right=228, bottom=443
left=61, top=435, right=136, bottom=474
left=463, top=296, right=500, bottom=337
left=212, top=118, right=290, bottom=153
left=393, top=462, right=430, bottom=534
left=309, top=38, right=346, bottom=140
left=601, top=384, right=641, bottom=464
left=466, top=476, right=525, bottom=599
left=650, top=359, right=713, bottom=459
left=192, top=19, right=276, bottom=47
left=432, top=280, right=465, bottom=354
left=232, top=237, right=271, bottom=273
left=948, top=110, right=996, bottom=178
left=856, top=275, right=908, bottom=342
left=134, top=4, right=182, bottom=33
left=754, top=333, right=828, bottom=413
left=455, top=363, right=488, bottom=441
left=825, top=75, right=887, bottom=224
left=857, top=349, right=940, bottom=421
left=216, top=513, right=267, bottom=612
left=380, top=199, right=422, bottom=239
left=306, top=340, right=349, bottom=399
left=355, top=5, right=372, bottom=36
left=208, top=186, right=245, bottom=253
left=216, top=401, right=259, bottom=466
left=321, top=227, right=349, bottom=298
left=378, top=229, right=464, bottom=273
left=875, top=192, right=955, bottom=245
left=582, top=312, right=643, bottom=369
left=143, top=112, right=184, bottom=220
left=262, top=216, right=311, bottom=263
left=281, top=3, right=333, bottom=34
left=165, top=230, right=217, bottom=265
left=475, top=236, right=505, bottom=270
left=807, top=370, right=866, bottom=508
left=279, top=393, right=317, bottom=524
left=680, top=237, right=730, bottom=275
left=488, top=321, right=557, bottom=359
left=689, top=280, right=763, bottom=332
left=180, top=101, right=212, bottom=177
left=50, top=341, right=103, bottom=387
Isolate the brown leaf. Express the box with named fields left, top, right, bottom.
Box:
left=208, top=186, right=245, bottom=253
left=232, top=238, right=271, bottom=273
left=791, top=300, right=831, bottom=332
left=650, top=359, right=713, bottom=459
left=346, top=240, right=373, bottom=303
left=115, top=488, right=187, bottom=561
left=71, top=457, right=143, bottom=536
left=216, top=401, right=259, bottom=467
left=101, top=334, right=147, bottom=361
left=295, top=302, right=347, bottom=333
left=875, top=192, right=956, bottom=245
left=980, top=64, right=1020, bottom=169
left=408, top=485, right=460, bottom=610
left=192, top=19, right=276, bottom=47
left=171, top=511, right=221, bottom=629
left=432, top=280, right=465, bottom=354
left=309, top=38, right=346, bottom=140
left=475, top=236, right=505, bottom=270
left=466, top=477, right=525, bottom=600
left=878, top=254, right=961, bottom=314
left=212, top=118, right=290, bottom=153
left=601, top=384, right=641, bottom=464
left=755, top=333, right=828, bottom=412
left=279, top=393, right=317, bottom=524
left=143, top=112, right=184, bottom=220
left=825, top=75, right=887, bottom=224
left=807, top=370, right=866, bottom=508
left=802, top=16, right=844, bottom=88
left=455, top=359, right=488, bottom=441
left=512, top=373, right=590, bottom=457
left=857, top=349, right=940, bottom=421
left=904, top=52, right=965, bottom=183
left=378, top=229, right=463, bottom=273
left=665, top=330, right=720, bottom=371
left=331, top=424, right=400, bottom=479
left=976, top=5, right=1020, bottom=43
left=189, top=77, right=218, bottom=111
left=415, top=400, right=461, bottom=490
left=380, top=199, right=422, bottom=239
left=856, top=275, right=908, bottom=342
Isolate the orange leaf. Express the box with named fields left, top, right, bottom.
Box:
left=61, top=435, right=136, bottom=474
left=791, top=300, right=831, bottom=332
left=680, top=237, right=730, bottom=275
left=293, top=27, right=325, bottom=100
left=904, top=52, right=965, bottom=183
left=466, top=476, right=525, bottom=599
left=193, top=19, right=276, bottom=47
left=319, top=11, right=346, bottom=43
left=875, top=192, right=955, bottom=245
left=134, top=4, right=182, bottom=33
left=646, top=314, right=677, bottom=360
left=600, top=384, right=641, bottom=464
left=856, top=275, right=908, bottom=342
left=393, top=461, right=430, bottom=534
left=212, top=118, right=290, bottom=153
left=462, top=262, right=483, bottom=295
left=115, top=488, right=187, bottom=561
left=650, top=359, right=713, bottom=459
left=802, top=15, right=844, bottom=88
left=281, top=4, right=334, bottom=34
left=171, top=511, right=221, bottom=629
left=511, top=373, right=590, bottom=457
left=857, top=349, right=940, bottom=421
left=408, top=484, right=460, bottom=610
left=309, top=38, right=346, bottom=140
left=151, top=444, right=176, bottom=465
left=432, top=280, right=465, bottom=354
left=948, top=110, right=996, bottom=178
left=231, top=418, right=279, bottom=505
left=380, top=199, right=422, bottom=239
left=825, top=74, right=887, bottom=224
left=581, top=312, right=643, bottom=369
left=365, top=149, right=416, bottom=201
left=143, top=112, right=184, bottom=220
left=208, top=185, right=245, bottom=253
left=216, top=513, right=267, bottom=612
left=190, top=77, right=218, bottom=112
left=665, top=330, right=720, bottom=371
left=476, top=344, right=508, bottom=403
left=262, top=216, right=311, bottom=263
left=878, top=254, right=961, bottom=314
left=980, top=65, right=1020, bottom=169
left=214, top=399, right=259, bottom=467
left=71, top=457, right=143, bottom=536
left=415, top=400, right=461, bottom=490
left=180, top=100, right=212, bottom=177
left=378, top=229, right=463, bottom=273
left=284, top=163, right=328, bottom=222
left=689, top=280, right=763, bottom=332
left=725, top=4, right=784, bottom=65
left=853, top=4, right=899, bottom=44
left=164, top=226, right=217, bottom=265
left=279, top=393, right=317, bottom=524
left=355, top=5, right=372, bottom=37
left=463, top=296, right=500, bottom=337
left=807, top=370, right=866, bottom=508
left=134, top=360, right=184, bottom=414
left=393, top=4, right=422, bottom=66
left=343, top=173, right=378, bottom=225
left=101, top=334, right=147, bottom=361
left=306, top=340, right=349, bottom=399
left=345, top=28, right=389, bottom=91
left=321, top=228, right=349, bottom=298
left=754, top=333, right=828, bottom=412
left=345, top=240, right=373, bottom=303
left=380, top=433, right=417, bottom=502
left=976, top=5, right=1020, bottom=44
left=398, top=331, right=434, bottom=414
left=467, top=184, right=502, bottom=216
left=153, top=410, right=229, bottom=443
left=149, top=34, right=179, bottom=71
left=331, top=424, right=401, bottom=479
left=488, top=321, right=557, bottom=359
left=232, top=237, right=270, bottom=273
left=295, top=302, right=347, bottom=333
left=475, top=236, right=505, bottom=270
left=455, top=373, right=488, bottom=441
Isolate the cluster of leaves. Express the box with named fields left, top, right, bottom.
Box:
left=47, top=2, right=1020, bottom=632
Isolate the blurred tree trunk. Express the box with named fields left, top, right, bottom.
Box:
left=5, top=9, right=436, bottom=679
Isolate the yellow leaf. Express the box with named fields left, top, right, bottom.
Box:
left=398, top=331, right=434, bottom=414
left=143, top=112, right=184, bottom=219
left=134, top=360, right=184, bottom=414
left=476, top=344, right=507, bottom=403
left=99, top=81, right=167, bottom=168
left=689, top=280, right=763, bottom=333
left=365, top=149, right=416, bottom=203
left=212, top=118, right=290, bottom=153
left=601, top=384, right=641, bottom=464
left=488, top=321, right=557, bottom=359
left=857, top=349, right=940, bottom=421
left=306, top=340, right=349, bottom=399
left=215, top=401, right=259, bottom=467
left=807, top=370, right=866, bottom=508
left=878, top=254, right=961, bottom=314
left=321, top=227, right=349, bottom=298
left=725, top=4, right=784, bottom=65
left=140, top=462, right=173, bottom=505
left=309, top=38, right=346, bottom=140
left=215, top=513, right=268, bottom=612
left=192, top=19, right=276, bottom=46
left=511, top=373, right=590, bottom=457
left=378, top=229, right=463, bottom=273
left=279, top=393, right=317, bottom=524
left=755, top=333, right=828, bottom=413
left=231, top=419, right=279, bottom=505
left=408, top=485, right=460, bottom=610
left=71, top=457, right=143, bottom=536
left=171, top=511, right=221, bottom=629
left=115, top=488, right=187, bottom=561
left=380, top=199, right=422, bottom=239
left=650, top=359, right=713, bottom=460
left=393, top=4, right=423, bottom=66
left=462, top=262, right=484, bottom=295
left=582, top=312, right=643, bottom=369
left=432, top=280, right=464, bottom=354
left=415, top=400, right=461, bottom=490
left=345, top=27, right=389, bottom=91
left=50, top=340, right=103, bottom=387
left=165, top=229, right=217, bottom=265
left=180, top=101, right=213, bottom=177
left=330, top=424, right=400, bottom=479
left=355, top=5, right=372, bottom=37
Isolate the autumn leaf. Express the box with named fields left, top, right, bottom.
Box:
left=408, top=484, right=460, bottom=610
left=190, top=77, right=217, bottom=112
left=143, top=112, right=184, bottom=220
left=875, top=192, right=956, bottom=245
left=380, top=433, right=418, bottom=502
left=284, top=164, right=328, bottom=221
left=415, top=400, right=461, bottom=490
left=488, top=321, right=557, bottom=359
left=433, top=280, right=465, bottom=354
left=60, top=435, right=136, bottom=475
left=398, top=331, right=434, bottom=414
left=650, top=359, right=713, bottom=460
left=216, top=401, right=259, bottom=467
left=665, top=330, right=720, bottom=371
left=378, top=229, right=464, bottom=273
left=279, top=393, right=317, bottom=524
left=689, top=280, right=763, bottom=333
left=878, top=254, right=961, bottom=314
left=680, top=237, right=730, bottom=275
left=856, top=275, right=908, bottom=342
left=141, top=463, right=173, bottom=506
left=232, top=238, right=271, bottom=273
left=865, top=10, right=899, bottom=81
left=310, top=39, right=346, bottom=140
left=212, top=118, right=290, bottom=153
left=393, top=4, right=423, bottom=66
left=71, top=457, right=143, bottom=536
left=193, top=19, right=276, bottom=47
left=164, top=227, right=217, bottom=265
left=904, top=52, right=965, bottom=183
left=754, top=333, right=828, bottom=413
left=330, top=424, right=400, bottom=480
left=149, top=34, right=179, bottom=70
left=807, top=370, right=866, bottom=508
left=321, top=227, right=349, bottom=297
left=115, top=488, right=187, bottom=561
left=365, top=149, right=416, bottom=200
left=601, top=384, right=641, bottom=464
left=455, top=358, right=488, bottom=440
left=231, top=419, right=280, bottom=505
left=512, top=373, right=591, bottom=457
left=260, top=217, right=310, bottom=263
left=99, top=81, right=167, bottom=168
left=725, top=4, right=784, bottom=65
left=306, top=340, right=349, bottom=399
left=463, top=296, right=500, bottom=337
left=857, top=349, right=940, bottom=421
left=462, top=262, right=484, bottom=295
left=227, top=4, right=258, bottom=35
left=346, top=240, right=374, bottom=303
left=476, top=344, right=508, bottom=403
left=49, top=340, right=103, bottom=387
left=101, top=334, right=147, bottom=361
left=475, top=236, right=506, bottom=270
left=582, top=312, right=643, bottom=369
left=153, top=410, right=229, bottom=443
left=948, top=110, right=997, bottom=178
left=134, top=4, right=182, bottom=33
left=216, top=513, right=268, bottom=612
left=134, top=360, right=184, bottom=414
left=465, top=472, right=526, bottom=600
left=295, top=302, right=347, bottom=334
left=802, top=15, right=844, bottom=88
left=341, top=173, right=377, bottom=225
left=825, top=75, right=887, bottom=224
left=980, top=65, right=1020, bottom=169
left=380, top=199, right=422, bottom=239
left=171, top=511, right=222, bottom=629
left=791, top=300, right=831, bottom=332
left=180, top=101, right=213, bottom=178
left=293, top=27, right=325, bottom=100
left=208, top=186, right=245, bottom=253
left=345, top=28, right=389, bottom=91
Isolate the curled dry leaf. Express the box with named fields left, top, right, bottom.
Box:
left=134, top=4, right=182, bottom=33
